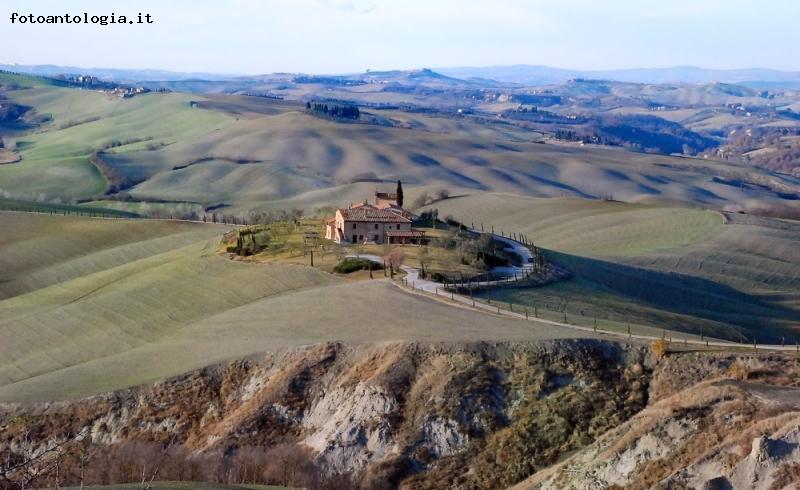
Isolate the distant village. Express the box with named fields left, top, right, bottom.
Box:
left=56, top=74, right=152, bottom=98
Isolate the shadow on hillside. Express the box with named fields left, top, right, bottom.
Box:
left=544, top=250, right=800, bottom=344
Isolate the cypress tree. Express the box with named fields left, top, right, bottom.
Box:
left=396, top=180, right=404, bottom=208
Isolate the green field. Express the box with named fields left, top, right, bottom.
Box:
left=425, top=194, right=800, bottom=343
left=0, top=75, right=232, bottom=199
left=0, top=212, right=588, bottom=402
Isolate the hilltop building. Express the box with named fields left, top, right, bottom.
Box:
left=325, top=190, right=425, bottom=245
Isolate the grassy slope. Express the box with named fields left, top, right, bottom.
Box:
left=3, top=80, right=797, bottom=212
left=0, top=213, right=584, bottom=402
left=0, top=71, right=66, bottom=88
left=0, top=78, right=231, bottom=199
left=425, top=194, right=800, bottom=342
left=426, top=194, right=723, bottom=256
left=114, top=107, right=797, bottom=209
left=0, top=197, right=139, bottom=218
left=0, top=213, right=225, bottom=299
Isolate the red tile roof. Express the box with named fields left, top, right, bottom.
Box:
left=338, top=206, right=411, bottom=223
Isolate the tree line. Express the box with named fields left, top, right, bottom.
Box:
left=306, top=102, right=360, bottom=119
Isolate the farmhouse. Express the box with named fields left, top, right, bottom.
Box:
left=325, top=191, right=425, bottom=244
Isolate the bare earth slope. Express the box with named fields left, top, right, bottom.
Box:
left=515, top=353, right=800, bottom=490
left=0, top=340, right=651, bottom=489
left=2, top=341, right=799, bottom=489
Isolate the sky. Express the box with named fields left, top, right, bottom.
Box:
left=3, top=0, right=800, bottom=75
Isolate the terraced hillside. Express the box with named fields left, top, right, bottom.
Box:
left=0, top=213, right=586, bottom=402
left=426, top=194, right=800, bottom=342
left=2, top=73, right=799, bottom=215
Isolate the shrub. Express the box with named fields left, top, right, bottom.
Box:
left=727, top=360, right=750, bottom=380
left=651, top=339, right=669, bottom=360
left=333, top=257, right=382, bottom=274
left=430, top=271, right=450, bottom=283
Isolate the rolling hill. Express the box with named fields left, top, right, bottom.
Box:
left=2, top=73, right=798, bottom=217
left=425, top=194, right=800, bottom=343
left=2, top=72, right=800, bottom=401
left=0, top=212, right=588, bottom=402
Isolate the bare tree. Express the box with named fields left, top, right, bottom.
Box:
left=262, top=443, right=318, bottom=488
left=1, top=429, right=86, bottom=490
left=383, top=248, right=406, bottom=278
left=140, top=436, right=176, bottom=490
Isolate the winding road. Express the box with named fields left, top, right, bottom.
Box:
left=347, top=235, right=798, bottom=353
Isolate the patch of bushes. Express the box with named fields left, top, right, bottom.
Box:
left=333, top=257, right=382, bottom=274
left=228, top=228, right=269, bottom=256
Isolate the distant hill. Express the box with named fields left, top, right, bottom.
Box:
left=7, top=63, right=800, bottom=88
left=0, top=63, right=241, bottom=82
left=436, top=65, right=800, bottom=87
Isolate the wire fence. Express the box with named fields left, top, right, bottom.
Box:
left=396, top=269, right=799, bottom=353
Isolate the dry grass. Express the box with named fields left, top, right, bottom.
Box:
left=727, top=360, right=751, bottom=380
left=651, top=339, right=669, bottom=360
left=770, top=462, right=800, bottom=489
